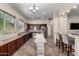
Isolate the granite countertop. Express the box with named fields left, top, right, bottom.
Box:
left=0, top=32, right=30, bottom=46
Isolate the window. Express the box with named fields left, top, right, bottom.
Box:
left=0, top=9, right=26, bottom=38
left=24, top=23, right=27, bottom=31
left=0, top=9, right=27, bottom=40
left=18, top=19, right=22, bottom=33
left=21, top=21, right=25, bottom=32
left=0, top=10, right=15, bottom=35
left=16, top=19, right=24, bottom=33
left=0, top=11, right=5, bottom=34
left=4, top=14, right=15, bottom=33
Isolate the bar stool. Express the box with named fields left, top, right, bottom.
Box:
left=56, top=33, right=59, bottom=47
left=56, top=33, right=63, bottom=49
left=61, top=34, right=75, bottom=56
left=67, top=36, right=75, bottom=56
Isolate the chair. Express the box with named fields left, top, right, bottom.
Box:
left=67, top=36, right=75, bottom=56
left=56, top=33, right=63, bottom=49
left=61, top=34, right=75, bottom=56
left=56, top=33, right=59, bottom=47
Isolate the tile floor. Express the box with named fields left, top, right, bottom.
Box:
left=13, top=38, right=67, bottom=56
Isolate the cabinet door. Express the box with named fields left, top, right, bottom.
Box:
left=0, top=44, right=8, bottom=56
left=16, top=38, right=21, bottom=49
left=23, top=35, right=26, bottom=43
left=26, top=34, right=29, bottom=41
left=24, top=33, right=30, bottom=43
left=7, top=40, right=16, bottom=55
left=20, top=37, right=23, bottom=46
left=29, top=33, right=32, bottom=38
left=16, top=37, right=23, bottom=49
left=23, top=34, right=28, bottom=43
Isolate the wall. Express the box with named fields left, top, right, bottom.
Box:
left=53, top=13, right=67, bottom=44
left=53, top=17, right=59, bottom=43
left=27, top=19, right=53, bottom=37
left=47, top=20, right=53, bottom=37
left=27, top=19, right=48, bottom=24
left=59, top=15, right=67, bottom=34
left=0, top=3, right=26, bottom=21
left=67, top=16, right=79, bottom=33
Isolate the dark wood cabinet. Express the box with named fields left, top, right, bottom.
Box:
left=0, top=44, right=8, bottom=56
left=23, top=33, right=31, bottom=44
left=16, top=37, right=23, bottom=50
left=0, top=32, right=31, bottom=56
left=27, top=24, right=47, bottom=38
left=7, top=40, right=16, bottom=55
left=29, top=32, right=32, bottom=38
left=23, top=35, right=27, bottom=43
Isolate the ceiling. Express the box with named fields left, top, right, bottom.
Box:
left=9, top=3, right=67, bottom=19
left=67, top=4, right=79, bottom=17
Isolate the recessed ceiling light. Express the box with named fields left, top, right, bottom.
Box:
left=62, top=13, right=65, bottom=15
left=73, top=5, right=77, bottom=9
left=66, top=10, right=70, bottom=13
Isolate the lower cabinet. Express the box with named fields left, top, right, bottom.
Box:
left=0, top=33, right=30, bottom=56
left=0, top=44, right=8, bottom=56
left=16, top=37, right=23, bottom=50
left=7, top=40, right=16, bottom=55
left=23, top=35, right=27, bottom=43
